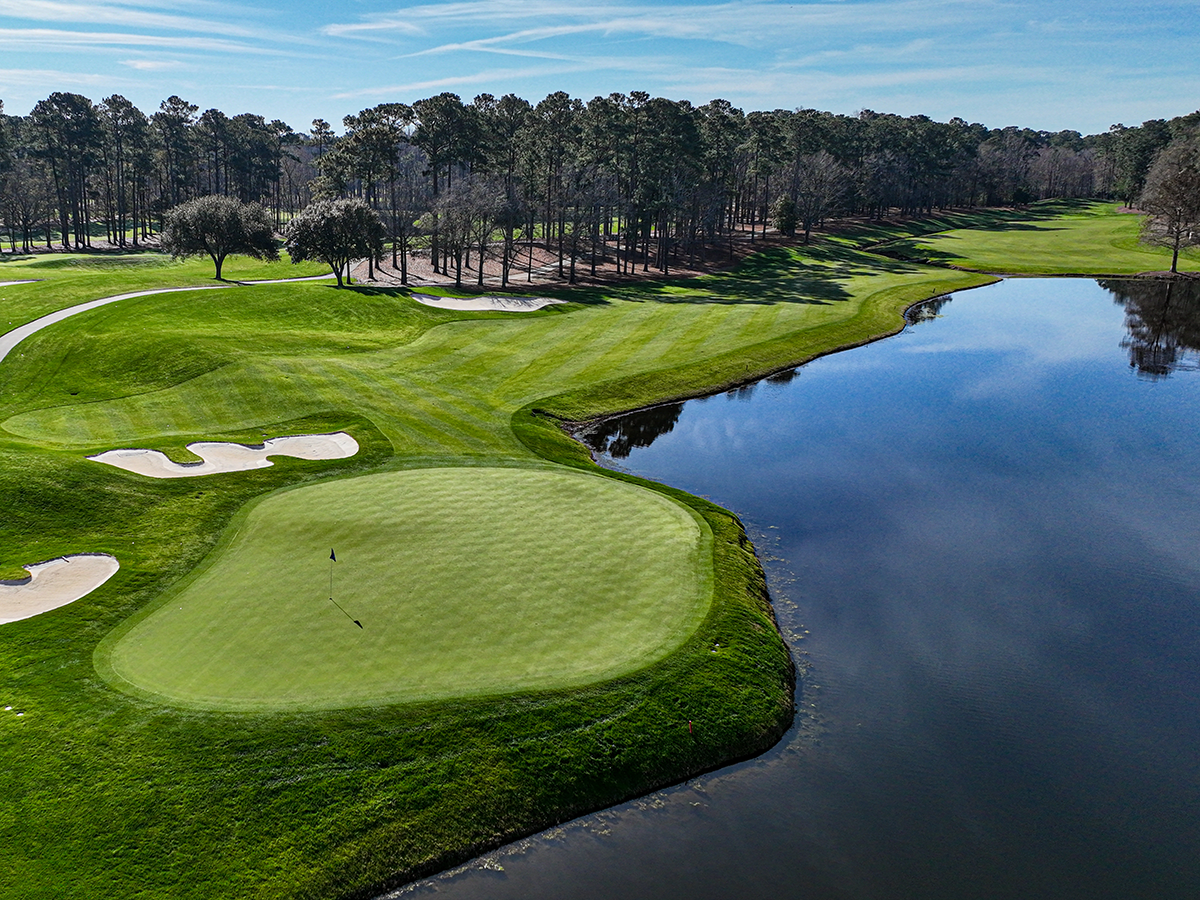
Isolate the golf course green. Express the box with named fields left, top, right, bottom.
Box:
left=102, top=466, right=711, bottom=709
left=0, top=201, right=1185, bottom=899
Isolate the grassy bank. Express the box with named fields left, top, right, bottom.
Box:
left=0, top=209, right=1057, bottom=897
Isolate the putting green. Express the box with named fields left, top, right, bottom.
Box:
left=101, top=466, right=712, bottom=710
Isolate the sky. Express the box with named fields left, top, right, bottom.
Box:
left=0, top=0, right=1196, bottom=135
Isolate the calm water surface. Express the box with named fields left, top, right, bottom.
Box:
left=394, top=278, right=1200, bottom=900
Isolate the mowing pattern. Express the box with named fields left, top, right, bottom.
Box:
left=2, top=252, right=976, bottom=459
left=103, top=467, right=711, bottom=710
left=886, top=201, right=1200, bottom=274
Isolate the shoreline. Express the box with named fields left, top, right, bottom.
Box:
left=386, top=275, right=999, bottom=899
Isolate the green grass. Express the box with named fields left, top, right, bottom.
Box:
left=0, top=205, right=1113, bottom=898
left=100, top=466, right=711, bottom=710
left=875, top=200, right=1200, bottom=274
left=0, top=250, right=330, bottom=328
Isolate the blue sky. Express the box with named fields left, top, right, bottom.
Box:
left=0, top=0, right=1196, bottom=134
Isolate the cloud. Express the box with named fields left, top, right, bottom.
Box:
left=332, top=65, right=578, bottom=99
left=0, top=0, right=255, bottom=38
left=325, top=0, right=998, bottom=48
left=321, top=14, right=425, bottom=39
left=0, top=66, right=137, bottom=88
left=0, top=27, right=277, bottom=54
left=120, top=58, right=183, bottom=70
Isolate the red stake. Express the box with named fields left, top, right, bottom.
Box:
left=688, top=720, right=693, bottom=734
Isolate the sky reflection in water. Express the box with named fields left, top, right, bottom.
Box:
left=395, top=278, right=1200, bottom=900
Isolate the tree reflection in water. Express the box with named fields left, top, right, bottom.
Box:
left=578, top=294, right=956, bottom=459
left=904, top=293, right=952, bottom=325
left=578, top=402, right=684, bottom=459
left=1101, top=277, right=1200, bottom=378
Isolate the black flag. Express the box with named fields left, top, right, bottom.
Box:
left=330, top=548, right=336, bottom=562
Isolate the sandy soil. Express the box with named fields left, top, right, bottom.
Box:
left=88, top=432, right=359, bottom=478
left=411, top=293, right=563, bottom=312
left=348, top=230, right=772, bottom=289
left=0, top=554, right=120, bottom=623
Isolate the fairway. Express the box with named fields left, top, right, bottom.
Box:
left=885, top=202, right=1200, bottom=275
left=100, top=466, right=712, bottom=710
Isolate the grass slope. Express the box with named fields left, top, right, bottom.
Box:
left=0, top=208, right=1073, bottom=898
left=0, top=251, right=330, bottom=326
left=101, top=466, right=711, bottom=710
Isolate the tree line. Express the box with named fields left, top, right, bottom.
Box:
left=1, top=90, right=1198, bottom=283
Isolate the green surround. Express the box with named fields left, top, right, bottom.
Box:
left=101, top=466, right=711, bottom=710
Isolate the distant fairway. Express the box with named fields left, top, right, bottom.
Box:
left=888, top=202, right=1200, bottom=274
left=101, top=466, right=712, bottom=710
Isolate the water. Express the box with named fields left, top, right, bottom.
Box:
left=394, top=278, right=1200, bottom=900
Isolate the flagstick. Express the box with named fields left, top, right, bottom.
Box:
left=328, top=596, right=363, bottom=629
left=327, top=548, right=362, bottom=628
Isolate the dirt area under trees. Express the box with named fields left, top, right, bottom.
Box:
left=351, top=225, right=795, bottom=289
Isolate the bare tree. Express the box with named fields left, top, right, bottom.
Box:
left=2, top=158, right=52, bottom=251
left=1138, top=139, right=1200, bottom=274
left=793, top=150, right=846, bottom=243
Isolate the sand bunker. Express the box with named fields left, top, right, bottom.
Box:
left=1, top=554, right=120, bottom=623
left=88, top=432, right=359, bottom=478
left=412, top=293, right=563, bottom=312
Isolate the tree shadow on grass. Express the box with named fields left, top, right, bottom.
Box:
left=836, top=199, right=1093, bottom=250
left=342, top=233, right=952, bottom=312
left=583, top=244, right=929, bottom=307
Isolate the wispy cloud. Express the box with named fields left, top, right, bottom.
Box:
left=325, top=0, right=996, bottom=49
left=120, top=58, right=184, bottom=71
left=0, top=27, right=277, bottom=54
left=333, top=63, right=598, bottom=99
left=1, top=1, right=1196, bottom=135
left=0, top=0, right=256, bottom=38
left=0, top=66, right=138, bottom=88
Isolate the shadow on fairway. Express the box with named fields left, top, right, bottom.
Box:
left=838, top=199, right=1094, bottom=250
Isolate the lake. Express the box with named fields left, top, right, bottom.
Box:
left=393, top=277, right=1200, bottom=900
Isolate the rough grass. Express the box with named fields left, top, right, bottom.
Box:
left=0, top=203, right=1101, bottom=899
left=100, top=466, right=712, bottom=710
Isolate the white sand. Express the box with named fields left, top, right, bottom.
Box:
left=0, top=554, right=120, bottom=623
left=0, top=280, right=39, bottom=288
left=412, top=292, right=564, bottom=312
left=88, top=432, right=359, bottom=478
